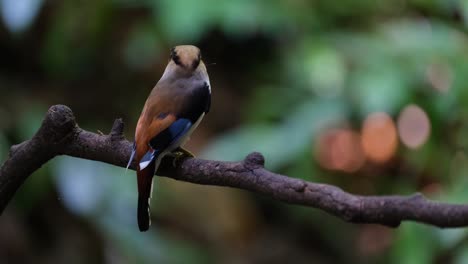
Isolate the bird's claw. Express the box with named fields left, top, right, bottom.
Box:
left=170, top=147, right=195, bottom=167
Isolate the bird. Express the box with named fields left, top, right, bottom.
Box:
left=127, top=45, right=211, bottom=231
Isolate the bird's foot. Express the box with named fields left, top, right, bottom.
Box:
left=170, top=147, right=195, bottom=167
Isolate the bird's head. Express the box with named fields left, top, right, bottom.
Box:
left=170, top=45, right=201, bottom=69
left=159, top=45, right=208, bottom=83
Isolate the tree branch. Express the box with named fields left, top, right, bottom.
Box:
left=1, top=105, right=468, bottom=228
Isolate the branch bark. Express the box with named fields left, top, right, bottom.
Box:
left=1, top=105, right=468, bottom=228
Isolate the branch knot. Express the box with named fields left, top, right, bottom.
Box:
left=37, top=105, right=77, bottom=144
left=110, top=118, right=125, bottom=141
left=244, top=152, right=265, bottom=170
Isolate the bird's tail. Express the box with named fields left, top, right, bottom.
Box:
left=137, top=158, right=156, bottom=232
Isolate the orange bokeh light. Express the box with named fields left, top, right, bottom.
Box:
left=316, top=129, right=365, bottom=173
left=361, top=112, right=398, bottom=163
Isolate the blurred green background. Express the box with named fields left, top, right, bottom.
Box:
left=1, top=0, right=468, bottom=263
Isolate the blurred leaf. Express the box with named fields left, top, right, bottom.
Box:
left=455, top=246, right=468, bottom=264
left=54, top=157, right=114, bottom=216
left=13, top=163, right=54, bottom=210
left=53, top=156, right=137, bottom=221
left=380, top=20, right=467, bottom=59
left=54, top=156, right=211, bottom=263
left=243, top=85, right=295, bottom=122
left=202, top=99, right=348, bottom=170
left=155, top=0, right=216, bottom=41
left=154, top=0, right=292, bottom=41
left=100, top=216, right=211, bottom=264
left=202, top=123, right=273, bottom=161
left=436, top=228, right=468, bottom=251
left=0, top=132, right=7, bottom=162
left=283, top=148, right=318, bottom=181
left=350, top=65, right=409, bottom=117
left=391, top=224, right=439, bottom=264
left=0, top=0, right=43, bottom=33
left=443, top=159, right=468, bottom=202
left=16, top=104, right=46, bottom=140
left=460, top=0, right=468, bottom=28
left=123, top=22, right=163, bottom=70
left=41, top=0, right=113, bottom=77
left=305, top=45, right=346, bottom=98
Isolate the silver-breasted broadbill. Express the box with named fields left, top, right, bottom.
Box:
left=127, top=45, right=211, bottom=231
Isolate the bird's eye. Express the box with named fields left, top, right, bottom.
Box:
left=170, top=48, right=181, bottom=65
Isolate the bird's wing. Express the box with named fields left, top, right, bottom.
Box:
left=130, top=81, right=211, bottom=168
left=149, top=118, right=193, bottom=150
left=139, top=80, right=211, bottom=165
left=138, top=117, right=192, bottom=170
left=134, top=113, right=177, bottom=165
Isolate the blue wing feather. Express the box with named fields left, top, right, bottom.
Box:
left=139, top=148, right=158, bottom=170
left=149, top=118, right=192, bottom=149
left=138, top=118, right=192, bottom=170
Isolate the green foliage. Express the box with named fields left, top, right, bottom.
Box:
left=124, top=22, right=163, bottom=70
left=391, top=224, right=439, bottom=264
left=2, top=0, right=468, bottom=263
left=203, top=99, right=348, bottom=170
left=41, top=0, right=114, bottom=77
left=0, top=133, right=7, bottom=164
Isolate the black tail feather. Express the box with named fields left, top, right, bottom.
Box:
left=136, top=159, right=155, bottom=232
left=138, top=195, right=150, bottom=231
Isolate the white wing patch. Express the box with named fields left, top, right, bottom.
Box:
left=139, top=160, right=152, bottom=170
